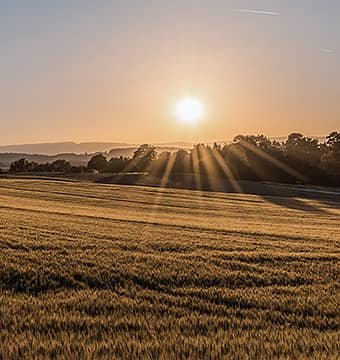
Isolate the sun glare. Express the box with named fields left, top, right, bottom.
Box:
left=175, top=97, right=205, bottom=124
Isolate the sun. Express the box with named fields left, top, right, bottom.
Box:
left=175, top=97, right=205, bottom=124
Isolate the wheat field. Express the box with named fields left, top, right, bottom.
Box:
left=0, top=178, right=339, bottom=359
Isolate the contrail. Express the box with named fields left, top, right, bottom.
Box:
left=235, top=9, right=281, bottom=16
left=320, top=49, right=333, bottom=54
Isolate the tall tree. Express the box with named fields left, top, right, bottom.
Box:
left=87, top=154, right=108, bottom=172
left=131, top=144, right=157, bottom=171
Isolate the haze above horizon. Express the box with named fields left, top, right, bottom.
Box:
left=1, top=1, right=339, bottom=144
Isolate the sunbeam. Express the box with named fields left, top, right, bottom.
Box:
left=191, top=146, right=203, bottom=192
left=211, top=147, right=243, bottom=193
left=198, top=145, right=225, bottom=192
left=237, top=139, right=309, bottom=182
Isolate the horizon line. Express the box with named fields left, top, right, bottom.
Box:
left=0, top=134, right=330, bottom=148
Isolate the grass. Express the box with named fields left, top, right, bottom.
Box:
left=0, top=178, right=339, bottom=359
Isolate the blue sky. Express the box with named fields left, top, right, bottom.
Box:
left=1, top=1, right=339, bottom=144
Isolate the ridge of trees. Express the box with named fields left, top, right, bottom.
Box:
left=6, top=132, right=340, bottom=187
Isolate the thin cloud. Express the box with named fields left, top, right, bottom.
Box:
left=235, top=9, right=281, bottom=16
left=320, top=49, right=333, bottom=54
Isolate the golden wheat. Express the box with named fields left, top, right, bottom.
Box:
left=0, top=179, right=339, bottom=359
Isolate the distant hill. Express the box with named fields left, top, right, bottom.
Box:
left=0, top=153, right=94, bottom=168
left=0, top=141, right=194, bottom=155
left=0, top=137, right=327, bottom=156
left=0, top=142, right=135, bottom=155
left=0, top=146, right=185, bottom=168
left=154, top=141, right=194, bottom=148
left=0, top=137, right=329, bottom=169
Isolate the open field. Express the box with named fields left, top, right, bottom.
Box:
left=0, top=179, right=339, bottom=359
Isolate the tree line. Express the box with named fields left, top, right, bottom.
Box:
left=7, top=132, right=340, bottom=186
left=8, top=159, right=86, bottom=174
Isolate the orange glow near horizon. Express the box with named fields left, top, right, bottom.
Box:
left=1, top=2, right=339, bottom=145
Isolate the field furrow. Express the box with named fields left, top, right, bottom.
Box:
left=0, top=179, right=339, bottom=359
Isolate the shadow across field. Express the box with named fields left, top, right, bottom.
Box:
left=260, top=195, right=330, bottom=214
left=2, top=173, right=339, bottom=213
left=98, top=173, right=340, bottom=212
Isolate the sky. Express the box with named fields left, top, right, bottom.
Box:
left=1, top=0, right=339, bottom=145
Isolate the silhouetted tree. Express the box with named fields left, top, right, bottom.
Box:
left=321, top=131, right=340, bottom=181
left=9, top=158, right=28, bottom=173
left=285, top=133, right=322, bottom=167
left=149, top=151, right=172, bottom=176
left=7, top=132, right=340, bottom=186
left=51, top=160, right=72, bottom=173
left=130, top=144, right=157, bottom=171
left=70, top=165, right=86, bottom=173
left=173, top=149, right=190, bottom=174
left=326, top=131, right=340, bottom=152
left=106, top=156, right=129, bottom=173
left=87, top=154, right=108, bottom=172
